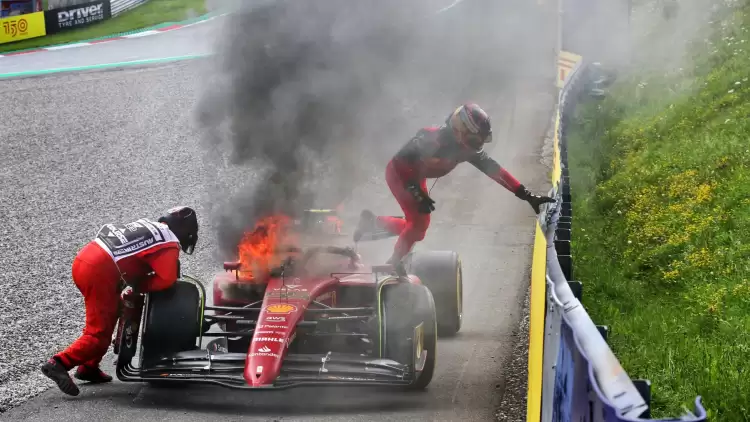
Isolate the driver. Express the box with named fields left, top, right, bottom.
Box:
left=354, top=103, right=555, bottom=264
left=40, top=206, right=199, bottom=396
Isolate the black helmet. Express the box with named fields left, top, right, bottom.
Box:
left=445, top=103, right=493, bottom=152
left=158, top=206, right=199, bottom=254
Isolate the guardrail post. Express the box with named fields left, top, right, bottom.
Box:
left=596, top=325, right=609, bottom=342
left=561, top=202, right=572, bottom=216
left=632, top=380, right=652, bottom=418
left=554, top=239, right=570, bottom=255
left=555, top=224, right=574, bottom=280
left=567, top=280, right=582, bottom=300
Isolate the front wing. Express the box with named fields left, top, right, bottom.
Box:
left=116, top=349, right=417, bottom=390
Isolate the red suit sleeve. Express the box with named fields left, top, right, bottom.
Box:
left=468, top=151, right=521, bottom=193
left=140, top=246, right=180, bottom=292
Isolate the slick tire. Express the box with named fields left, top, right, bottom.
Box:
left=141, top=280, right=202, bottom=365
left=379, top=282, right=437, bottom=390
left=404, top=251, right=463, bottom=337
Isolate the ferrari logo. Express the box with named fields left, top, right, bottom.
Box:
left=265, top=304, right=297, bottom=314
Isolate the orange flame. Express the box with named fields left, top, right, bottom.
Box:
left=237, top=214, right=298, bottom=281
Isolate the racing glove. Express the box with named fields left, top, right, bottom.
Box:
left=514, top=184, right=556, bottom=214
left=405, top=182, right=436, bottom=214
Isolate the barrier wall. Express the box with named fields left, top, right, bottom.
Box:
left=525, top=50, right=709, bottom=421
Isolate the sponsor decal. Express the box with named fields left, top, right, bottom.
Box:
left=248, top=352, right=280, bottom=358
left=249, top=344, right=280, bottom=358
left=255, top=337, right=285, bottom=343
left=44, top=1, right=112, bottom=35
left=159, top=373, right=192, bottom=378
left=264, top=316, right=286, bottom=322
left=257, top=324, right=286, bottom=329
left=265, top=304, right=297, bottom=314
left=254, top=331, right=277, bottom=335
left=325, top=375, right=377, bottom=382
left=256, top=366, right=263, bottom=374
left=265, top=289, right=310, bottom=300
left=0, top=12, right=46, bottom=44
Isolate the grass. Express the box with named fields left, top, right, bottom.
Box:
left=567, top=1, right=750, bottom=420
left=0, top=0, right=207, bottom=53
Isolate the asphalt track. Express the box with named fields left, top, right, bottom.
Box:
left=0, top=1, right=556, bottom=420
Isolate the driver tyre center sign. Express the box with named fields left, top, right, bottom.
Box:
left=45, top=0, right=112, bottom=35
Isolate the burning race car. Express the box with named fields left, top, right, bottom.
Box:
left=114, top=210, right=463, bottom=390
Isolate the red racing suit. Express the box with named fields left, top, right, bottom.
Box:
left=55, top=219, right=181, bottom=371
left=380, top=126, right=522, bottom=260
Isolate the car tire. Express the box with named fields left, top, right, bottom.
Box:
left=140, top=280, right=202, bottom=366
left=404, top=251, right=463, bottom=337
left=378, top=281, right=437, bottom=390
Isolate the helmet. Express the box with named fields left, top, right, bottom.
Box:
left=445, top=103, right=493, bottom=152
left=158, top=206, right=199, bottom=254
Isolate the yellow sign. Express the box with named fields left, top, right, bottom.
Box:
left=0, top=12, right=46, bottom=45
left=265, top=303, right=297, bottom=314
left=556, top=50, right=583, bottom=89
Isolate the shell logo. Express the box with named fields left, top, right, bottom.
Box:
left=265, top=303, right=297, bottom=314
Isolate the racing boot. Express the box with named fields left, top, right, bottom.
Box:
left=41, top=357, right=80, bottom=396
left=386, top=254, right=408, bottom=279
left=353, top=209, right=377, bottom=242
left=74, top=366, right=113, bottom=384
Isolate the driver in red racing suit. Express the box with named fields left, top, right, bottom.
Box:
left=354, top=103, right=555, bottom=264
left=40, top=206, right=199, bottom=397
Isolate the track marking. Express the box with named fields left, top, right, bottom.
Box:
left=0, top=54, right=208, bottom=79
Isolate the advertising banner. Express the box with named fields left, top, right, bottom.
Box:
left=44, top=0, right=111, bottom=35
left=0, top=11, right=46, bottom=44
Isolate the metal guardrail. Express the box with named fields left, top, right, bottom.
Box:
left=526, top=54, right=708, bottom=421
left=110, top=0, right=148, bottom=17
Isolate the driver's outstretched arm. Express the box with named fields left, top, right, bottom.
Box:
left=468, top=151, right=521, bottom=192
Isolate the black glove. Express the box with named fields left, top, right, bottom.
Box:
left=405, top=182, right=436, bottom=214
left=514, top=184, right=556, bottom=214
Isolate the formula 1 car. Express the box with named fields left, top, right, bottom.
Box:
left=114, top=210, right=463, bottom=390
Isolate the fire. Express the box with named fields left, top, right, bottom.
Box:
left=237, top=214, right=298, bottom=281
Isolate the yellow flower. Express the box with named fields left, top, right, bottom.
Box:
left=694, top=183, right=714, bottom=202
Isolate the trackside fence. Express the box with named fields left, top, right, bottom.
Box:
left=525, top=53, right=709, bottom=421
left=110, top=0, right=148, bottom=17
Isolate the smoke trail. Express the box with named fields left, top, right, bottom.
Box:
left=196, top=0, right=437, bottom=257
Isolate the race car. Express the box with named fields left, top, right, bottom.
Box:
left=114, top=210, right=463, bottom=390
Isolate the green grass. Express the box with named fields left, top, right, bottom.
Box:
left=0, top=0, right=207, bottom=53
left=567, top=1, right=750, bottom=420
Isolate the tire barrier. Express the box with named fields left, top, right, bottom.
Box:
left=524, top=52, right=708, bottom=421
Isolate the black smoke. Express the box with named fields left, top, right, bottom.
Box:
left=196, top=0, right=435, bottom=257
left=196, top=0, right=546, bottom=258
